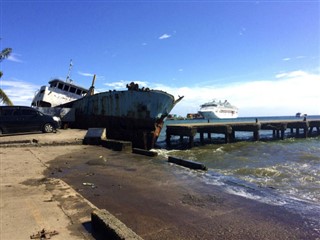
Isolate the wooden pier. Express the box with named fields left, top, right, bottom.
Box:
left=165, top=119, right=320, bottom=148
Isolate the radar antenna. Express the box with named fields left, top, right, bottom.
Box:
left=66, top=59, right=73, bottom=83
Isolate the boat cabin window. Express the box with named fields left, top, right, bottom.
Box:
left=69, top=87, right=76, bottom=93
left=57, top=83, right=64, bottom=90
left=63, top=85, right=70, bottom=91
left=48, top=80, right=88, bottom=95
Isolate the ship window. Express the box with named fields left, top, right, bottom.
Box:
left=50, top=82, right=57, bottom=88
left=40, top=101, right=51, bottom=107
left=63, top=85, right=70, bottom=91
left=58, top=83, right=64, bottom=90
left=69, top=87, right=76, bottom=93
left=76, top=89, right=82, bottom=95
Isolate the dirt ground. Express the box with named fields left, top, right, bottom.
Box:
left=1, top=129, right=318, bottom=240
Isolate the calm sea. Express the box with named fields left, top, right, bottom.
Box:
left=155, top=115, right=320, bottom=234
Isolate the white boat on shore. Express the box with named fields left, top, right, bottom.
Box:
left=31, top=78, right=89, bottom=107
left=30, top=61, right=184, bottom=149
left=31, top=62, right=88, bottom=107
left=198, top=99, right=238, bottom=119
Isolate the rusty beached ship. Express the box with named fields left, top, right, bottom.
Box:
left=62, top=81, right=183, bottom=149
left=32, top=71, right=183, bottom=149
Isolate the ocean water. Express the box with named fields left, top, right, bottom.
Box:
left=154, top=116, right=320, bottom=234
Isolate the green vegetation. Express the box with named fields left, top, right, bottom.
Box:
left=0, top=47, right=13, bottom=106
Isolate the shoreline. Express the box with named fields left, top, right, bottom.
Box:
left=1, top=129, right=318, bottom=239
left=46, top=135, right=317, bottom=239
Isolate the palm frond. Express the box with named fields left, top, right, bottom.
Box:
left=0, top=88, right=13, bottom=106
left=0, top=48, right=12, bottom=61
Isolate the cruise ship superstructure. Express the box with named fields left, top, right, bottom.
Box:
left=198, top=99, right=238, bottom=119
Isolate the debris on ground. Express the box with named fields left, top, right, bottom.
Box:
left=30, top=229, right=58, bottom=239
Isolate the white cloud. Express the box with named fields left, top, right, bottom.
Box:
left=103, top=80, right=149, bottom=90
left=159, top=34, right=171, bottom=40
left=0, top=79, right=39, bottom=106
left=239, top=27, right=246, bottom=36
left=282, top=56, right=306, bottom=62
left=7, top=53, right=23, bottom=63
left=275, top=70, right=307, bottom=79
left=157, top=70, right=320, bottom=117
left=2, top=70, right=319, bottom=117
left=78, top=71, right=95, bottom=77
left=77, top=72, right=104, bottom=85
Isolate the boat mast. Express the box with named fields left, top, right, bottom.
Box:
left=88, top=74, right=96, bottom=96
left=66, top=59, right=73, bottom=83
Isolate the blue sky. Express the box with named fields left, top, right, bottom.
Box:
left=1, top=0, right=319, bottom=116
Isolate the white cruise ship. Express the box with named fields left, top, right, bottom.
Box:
left=198, top=99, right=238, bottom=119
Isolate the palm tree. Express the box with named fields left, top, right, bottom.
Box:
left=0, top=47, right=13, bottom=106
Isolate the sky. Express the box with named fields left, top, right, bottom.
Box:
left=0, top=0, right=319, bottom=117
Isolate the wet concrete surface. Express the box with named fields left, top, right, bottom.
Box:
left=1, top=129, right=318, bottom=240
left=47, top=145, right=318, bottom=240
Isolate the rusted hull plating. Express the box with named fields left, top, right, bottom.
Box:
left=65, top=89, right=182, bottom=149
left=74, top=115, right=163, bottom=149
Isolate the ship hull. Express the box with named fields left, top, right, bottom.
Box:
left=73, top=114, right=163, bottom=149
left=198, top=100, right=238, bottom=119
left=62, top=89, right=181, bottom=149
left=199, top=110, right=238, bottom=119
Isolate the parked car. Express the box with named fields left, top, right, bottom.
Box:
left=0, top=106, right=60, bottom=135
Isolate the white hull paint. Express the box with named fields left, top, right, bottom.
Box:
left=199, top=109, right=238, bottom=119
left=31, top=79, right=88, bottom=107
left=198, top=99, right=238, bottom=119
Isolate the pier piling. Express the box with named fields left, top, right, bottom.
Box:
left=166, top=119, right=320, bottom=148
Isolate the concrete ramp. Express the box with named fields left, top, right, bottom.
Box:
left=91, top=209, right=143, bottom=240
